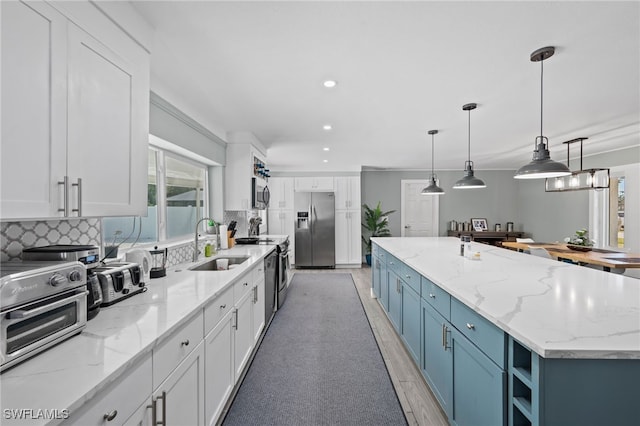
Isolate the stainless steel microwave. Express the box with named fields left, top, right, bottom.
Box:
left=252, top=177, right=270, bottom=210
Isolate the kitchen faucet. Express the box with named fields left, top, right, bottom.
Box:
left=194, top=217, right=218, bottom=262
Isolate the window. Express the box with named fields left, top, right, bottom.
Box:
left=102, top=145, right=208, bottom=247
left=609, top=177, right=625, bottom=248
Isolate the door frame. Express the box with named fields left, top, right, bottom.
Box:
left=400, top=179, right=439, bottom=237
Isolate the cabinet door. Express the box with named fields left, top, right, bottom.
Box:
left=335, top=211, right=350, bottom=264
left=334, top=176, right=361, bottom=209
left=66, top=23, right=148, bottom=217
left=269, top=177, right=294, bottom=209
left=122, top=398, right=152, bottom=426
left=401, top=283, right=421, bottom=365
left=387, top=271, right=402, bottom=332
left=153, top=341, right=205, bottom=426
left=1, top=0, right=67, bottom=218
left=234, top=289, right=254, bottom=381
left=380, top=262, right=389, bottom=311
left=372, top=257, right=382, bottom=298
left=205, top=310, right=235, bottom=426
left=450, top=327, right=506, bottom=426
left=347, top=211, right=362, bottom=264
left=422, top=301, right=453, bottom=418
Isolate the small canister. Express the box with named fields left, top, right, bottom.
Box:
left=495, top=224, right=501, bottom=232
left=507, top=222, right=514, bottom=232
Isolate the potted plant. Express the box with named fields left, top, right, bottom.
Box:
left=361, top=202, right=396, bottom=265
left=564, top=228, right=594, bottom=251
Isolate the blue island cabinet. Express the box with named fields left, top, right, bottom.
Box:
left=509, top=337, right=640, bottom=426
left=387, top=269, right=402, bottom=332
left=400, top=281, right=421, bottom=365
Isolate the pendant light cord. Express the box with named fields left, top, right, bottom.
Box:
left=431, top=134, right=435, bottom=176
left=540, top=58, right=544, bottom=144
left=467, top=108, right=471, bottom=162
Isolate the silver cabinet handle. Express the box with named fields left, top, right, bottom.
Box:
left=58, top=176, right=69, bottom=216
left=72, top=178, right=82, bottom=216
left=232, top=308, right=238, bottom=330
left=147, top=398, right=157, bottom=425
left=103, top=410, right=117, bottom=421
left=181, top=339, right=189, bottom=347
left=429, top=293, right=436, bottom=299
left=405, top=274, right=410, bottom=279
left=466, top=323, right=475, bottom=330
left=442, top=324, right=450, bottom=350
left=389, top=261, right=394, bottom=265
left=157, top=391, right=167, bottom=426
left=220, top=304, right=226, bottom=309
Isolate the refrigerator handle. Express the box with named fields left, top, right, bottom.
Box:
left=309, top=203, right=312, bottom=231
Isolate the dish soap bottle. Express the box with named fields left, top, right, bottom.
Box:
left=204, top=243, right=212, bottom=257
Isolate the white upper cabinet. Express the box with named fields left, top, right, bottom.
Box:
left=0, top=0, right=150, bottom=219
left=225, top=144, right=267, bottom=211
left=334, top=176, right=361, bottom=210
left=294, top=177, right=334, bottom=192
left=268, top=177, right=294, bottom=210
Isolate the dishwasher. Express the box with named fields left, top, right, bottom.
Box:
left=264, top=250, right=278, bottom=327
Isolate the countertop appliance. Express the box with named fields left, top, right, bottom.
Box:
left=264, top=250, right=277, bottom=327
left=0, top=261, right=88, bottom=372
left=252, top=177, right=270, bottom=210
left=94, top=262, right=146, bottom=306
left=276, top=237, right=291, bottom=309
left=125, top=249, right=152, bottom=283
left=23, top=245, right=102, bottom=320
left=294, top=192, right=335, bottom=268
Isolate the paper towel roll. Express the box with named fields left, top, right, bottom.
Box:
left=219, top=225, right=228, bottom=249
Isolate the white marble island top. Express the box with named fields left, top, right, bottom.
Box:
left=372, top=237, right=640, bottom=360
left=0, top=238, right=285, bottom=426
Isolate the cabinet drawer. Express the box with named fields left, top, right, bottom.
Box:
left=421, top=277, right=451, bottom=320
left=451, top=298, right=505, bottom=368
left=153, top=311, right=204, bottom=388
left=234, top=274, right=253, bottom=302
left=67, top=355, right=152, bottom=426
left=204, top=285, right=234, bottom=334
left=387, top=254, right=402, bottom=275
left=400, top=264, right=421, bottom=295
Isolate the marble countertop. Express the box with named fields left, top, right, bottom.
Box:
left=0, top=237, right=286, bottom=426
left=372, top=237, right=640, bottom=360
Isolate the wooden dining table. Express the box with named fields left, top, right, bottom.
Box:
left=500, top=241, right=640, bottom=272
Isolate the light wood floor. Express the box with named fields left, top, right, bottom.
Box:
left=293, top=266, right=448, bottom=426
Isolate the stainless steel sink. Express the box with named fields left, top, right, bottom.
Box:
left=188, top=256, right=250, bottom=271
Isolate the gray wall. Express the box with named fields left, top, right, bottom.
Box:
left=361, top=144, right=640, bottom=243
left=361, top=170, right=519, bottom=237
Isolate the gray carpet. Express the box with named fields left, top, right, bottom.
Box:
left=222, top=273, right=407, bottom=426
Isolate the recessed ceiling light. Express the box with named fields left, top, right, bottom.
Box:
left=323, top=124, right=332, bottom=131
left=323, top=147, right=330, bottom=151
left=323, top=159, right=329, bottom=163
left=323, top=80, right=337, bottom=88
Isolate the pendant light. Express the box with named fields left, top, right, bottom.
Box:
left=421, top=130, right=445, bottom=195
left=514, top=46, right=571, bottom=179
left=545, top=137, right=610, bottom=192
left=453, top=103, right=486, bottom=189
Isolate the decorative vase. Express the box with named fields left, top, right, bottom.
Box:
left=365, top=254, right=372, bottom=266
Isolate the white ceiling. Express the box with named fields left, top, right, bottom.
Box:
left=130, top=1, right=640, bottom=172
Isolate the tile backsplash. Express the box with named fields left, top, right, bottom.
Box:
left=1, top=219, right=101, bottom=261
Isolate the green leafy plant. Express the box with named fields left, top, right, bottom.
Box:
left=361, top=202, right=396, bottom=254
left=564, top=228, right=594, bottom=247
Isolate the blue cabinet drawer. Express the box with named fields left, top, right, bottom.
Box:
left=421, top=277, right=450, bottom=320
left=387, top=254, right=402, bottom=275
left=451, top=298, right=506, bottom=368
left=399, top=264, right=421, bottom=295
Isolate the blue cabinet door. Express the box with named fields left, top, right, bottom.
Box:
left=387, top=270, right=402, bottom=332
left=401, top=282, right=421, bottom=365
left=451, top=326, right=506, bottom=426
left=380, top=261, right=389, bottom=311
left=422, top=300, right=453, bottom=418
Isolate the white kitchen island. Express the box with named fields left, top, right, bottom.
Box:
left=371, top=237, right=640, bottom=426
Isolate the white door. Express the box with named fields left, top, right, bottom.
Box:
left=252, top=280, right=265, bottom=342
left=204, top=310, right=235, bottom=426
left=233, top=290, right=254, bottom=381
left=401, top=180, right=439, bottom=237
left=1, top=0, right=67, bottom=218
left=153, top=342, right=205, bottom=426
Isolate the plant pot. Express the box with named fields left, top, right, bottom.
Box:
left=365, top=254, right=372, bottom=266
left=567, top=244, right=592, bottom=252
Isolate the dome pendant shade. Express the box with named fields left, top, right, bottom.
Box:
left=454, top=102, right=486, bottom=189
left=421, top=130, right=445, bottom=195
left=453, top=161, right=487, bottom=188
left=514, top=137, right=571, bottom=179
left=514, top=46, right=571, bottom=180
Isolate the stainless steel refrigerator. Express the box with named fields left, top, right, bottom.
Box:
left=294, top=192, right=335, bottom=268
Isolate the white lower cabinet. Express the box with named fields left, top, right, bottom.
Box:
left=204, top=309, right=235, bottom=426
left=234, top=282, right=255, bottom=381
left=335, top=210, right=362, bottom=265
left=122, top=398, right=152, bottom=426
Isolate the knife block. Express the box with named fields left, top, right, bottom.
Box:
left=227, top=231, right=235, bottom=248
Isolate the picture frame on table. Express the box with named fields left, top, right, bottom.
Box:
left=471, top=218, right=488, bottom=231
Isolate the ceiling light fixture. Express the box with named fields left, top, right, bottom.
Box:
left=514, top=46, right=571, bottom=180
left=453, top=103, right=486, bottom=189
left=323, top=80, right=337, bottom=88
left=545, top=137, right=610, bottom=192
left=323, top=124, right=332, bottom=131
left=323, top=159, right=328, bottom=163
left=323, top=147, right=330, bottom=151
left=421, top=130, right=445, bottom=195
